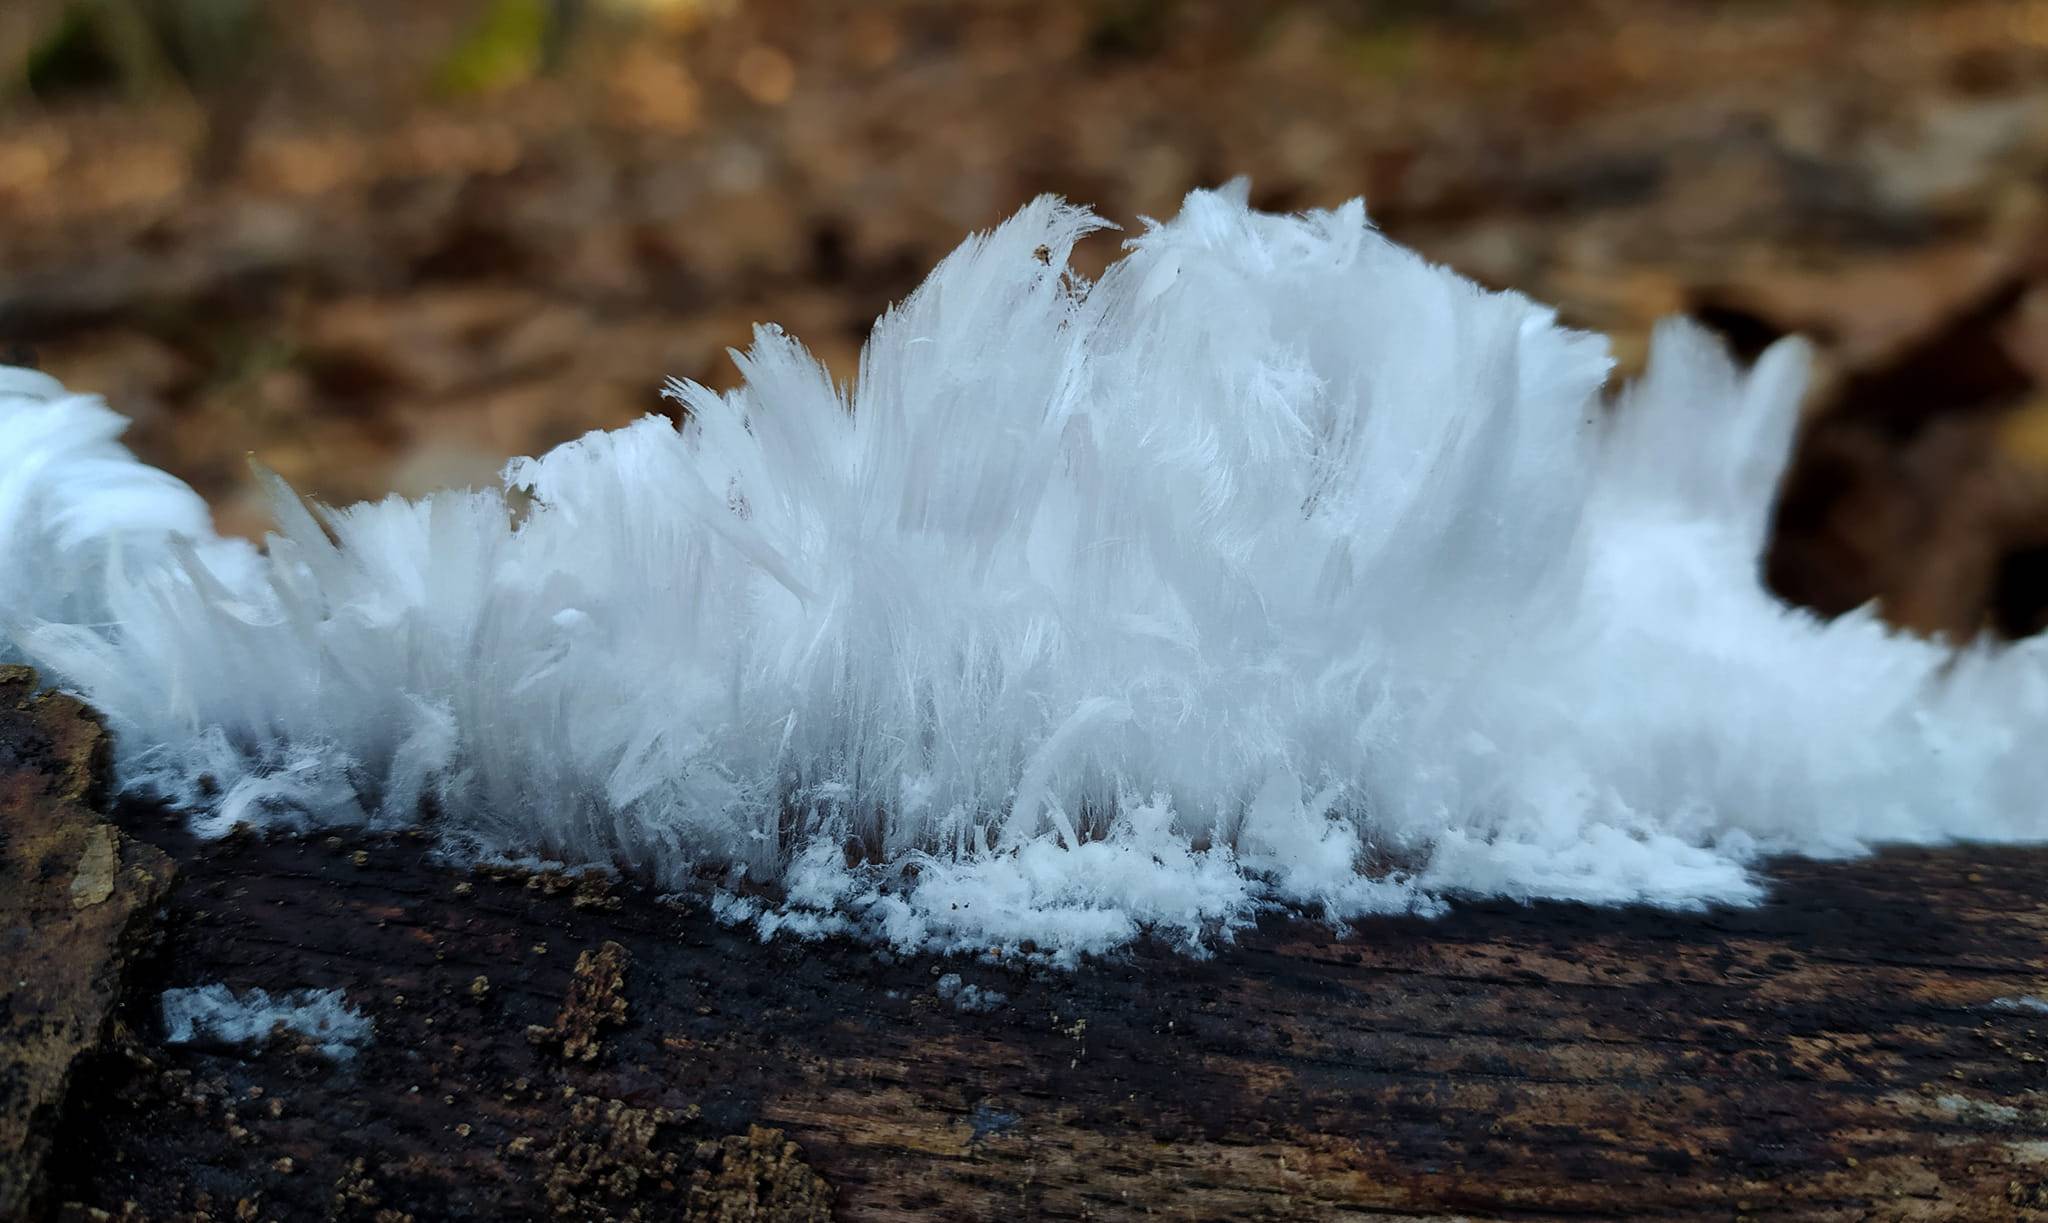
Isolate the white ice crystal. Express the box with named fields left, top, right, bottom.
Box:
left=936, top=973, right=1007, bottom=1014
left=4, top=183, right=2044, bottom=962
left=160, top=984, right=372, bottom=1060
left=0, top=366, right=260, bottom=665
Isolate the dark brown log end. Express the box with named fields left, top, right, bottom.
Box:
left=0, top=669, right=175, bottom=1218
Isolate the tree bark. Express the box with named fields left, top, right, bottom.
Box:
left=0, top=668, right=174, bottom=1219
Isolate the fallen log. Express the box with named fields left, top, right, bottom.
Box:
left=5, top=669, right=2047, bottom=1220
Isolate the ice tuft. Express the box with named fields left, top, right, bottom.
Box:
left=5, top=184, right=2044, bottom=960
left=160, top=984, right=372, bottom=1060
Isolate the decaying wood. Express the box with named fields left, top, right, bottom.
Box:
left=5, top=670, right=2048, bottom=1219
left=0, top=667, right=174, bottom=1217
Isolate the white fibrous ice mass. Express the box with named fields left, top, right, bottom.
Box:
left=160, top=985, right=372, bottom=1060
left=4, top=184, right=2043, bottom=962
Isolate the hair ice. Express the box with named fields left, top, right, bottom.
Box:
left=4, top=183, right=2043, bottom=961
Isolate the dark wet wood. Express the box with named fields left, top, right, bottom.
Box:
left=28, top=795, right=2048, bottom=1222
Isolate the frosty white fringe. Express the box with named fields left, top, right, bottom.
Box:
left=160, top=984, right=372, bottom=1060
left=4, top=184, right=2044, bottom=960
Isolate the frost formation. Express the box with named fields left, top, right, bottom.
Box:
left=160, top=985, right=372, bottom=1060
left=4, top=183, right=2043, bottom=961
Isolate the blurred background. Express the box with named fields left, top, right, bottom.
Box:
left=4, top=0, right=2048, bottom=637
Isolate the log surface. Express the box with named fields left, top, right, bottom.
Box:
left=23, top=804, right=2048, bottom=1222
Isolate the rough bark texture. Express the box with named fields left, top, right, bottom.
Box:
left=0, top=667, right=175, bottom=1217
left=4, top=671, right=2048, bottom=1219
left=25, top=826, right=2048, bottom=1221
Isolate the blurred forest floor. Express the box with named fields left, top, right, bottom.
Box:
left=5, top=0, right=2048, bottom=638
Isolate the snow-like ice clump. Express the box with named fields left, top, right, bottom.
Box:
left=160, top=985, right=371, bottom=1060
left=6, top=183, right=2043, bottom=963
